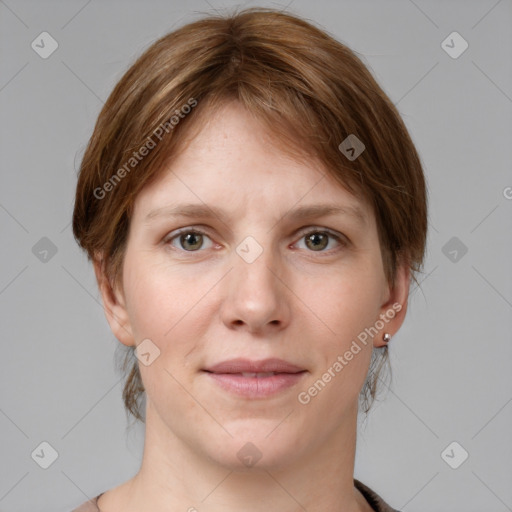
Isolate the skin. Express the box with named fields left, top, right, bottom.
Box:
left=94, top=101, right=410, bottom=512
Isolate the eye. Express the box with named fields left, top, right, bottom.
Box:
left=295, top=229, right=345, bottom=252
left=165, top=229, right=214, bottom=251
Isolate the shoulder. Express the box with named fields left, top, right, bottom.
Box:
left=354, top=479, right=401, bottom=512
left=70, top=493, right=103, bottom=512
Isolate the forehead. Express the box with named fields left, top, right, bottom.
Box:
left=133, top=101, right=373, bottom=225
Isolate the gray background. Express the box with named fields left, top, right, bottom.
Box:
left=1, top=0, right=511, bottom=511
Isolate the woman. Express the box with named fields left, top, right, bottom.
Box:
left=71, top=7, right=427, bottom=512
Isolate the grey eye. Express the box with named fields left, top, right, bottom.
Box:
left=179, top=232, right=204, bottom=251
left=166, top=229, right=214, bottom=252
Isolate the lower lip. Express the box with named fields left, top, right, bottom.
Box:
left=204, top=371, right=307, bottom=398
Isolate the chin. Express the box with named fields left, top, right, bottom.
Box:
left=202, top=422, right=306, bottom=472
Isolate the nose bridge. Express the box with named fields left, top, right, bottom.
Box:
left=234, top=237, right=281, bottom=300
left=220, top=236, right=290, bottom=331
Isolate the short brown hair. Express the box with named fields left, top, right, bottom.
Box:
left=72, top=7, right=428, bottom=423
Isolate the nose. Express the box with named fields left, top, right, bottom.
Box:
left=219, top=244, right=291, bottom=335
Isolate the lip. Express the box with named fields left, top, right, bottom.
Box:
left=204, top=357, right=305, bottom=374
left=202, top=358, right=307, bottom=398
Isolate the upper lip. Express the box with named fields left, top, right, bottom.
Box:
left=203, top=358, right=306, bottom=374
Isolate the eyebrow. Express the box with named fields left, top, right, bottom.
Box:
left=144, top=202, right=367, bottom=225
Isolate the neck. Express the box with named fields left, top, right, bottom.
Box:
left=108, top=401, right=366, bottom=512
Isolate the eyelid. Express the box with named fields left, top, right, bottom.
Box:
left=164, top=226, right=212, bottom=241
left=295, top=226, right=346, bottom=239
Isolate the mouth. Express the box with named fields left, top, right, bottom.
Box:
left=202, top=358, right=307, bottom=398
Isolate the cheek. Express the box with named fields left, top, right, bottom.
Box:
left=293, top=262, right=384, bottom=406
left=123, top=259, right=206, bottom=411
left=123, top=252, right=196, bottom=339
left=299, top=263, right=384, bottom=344
left=295, top=272, right=380, bottom=415
left=122, top=254, right=221, bottom=374
left=125, top=274, right=172, bottom=340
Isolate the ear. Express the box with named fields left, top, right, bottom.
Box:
left=374, top=261, right=411, bottom=348
left=93, top=254, right=135, bottom=347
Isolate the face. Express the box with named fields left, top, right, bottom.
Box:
left=98, top=101, right=408, bottom=471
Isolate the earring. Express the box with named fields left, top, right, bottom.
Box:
left=382, top=333, right=391, bottom=344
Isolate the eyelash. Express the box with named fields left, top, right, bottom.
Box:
left=163, top=227, right=348, bottom=255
